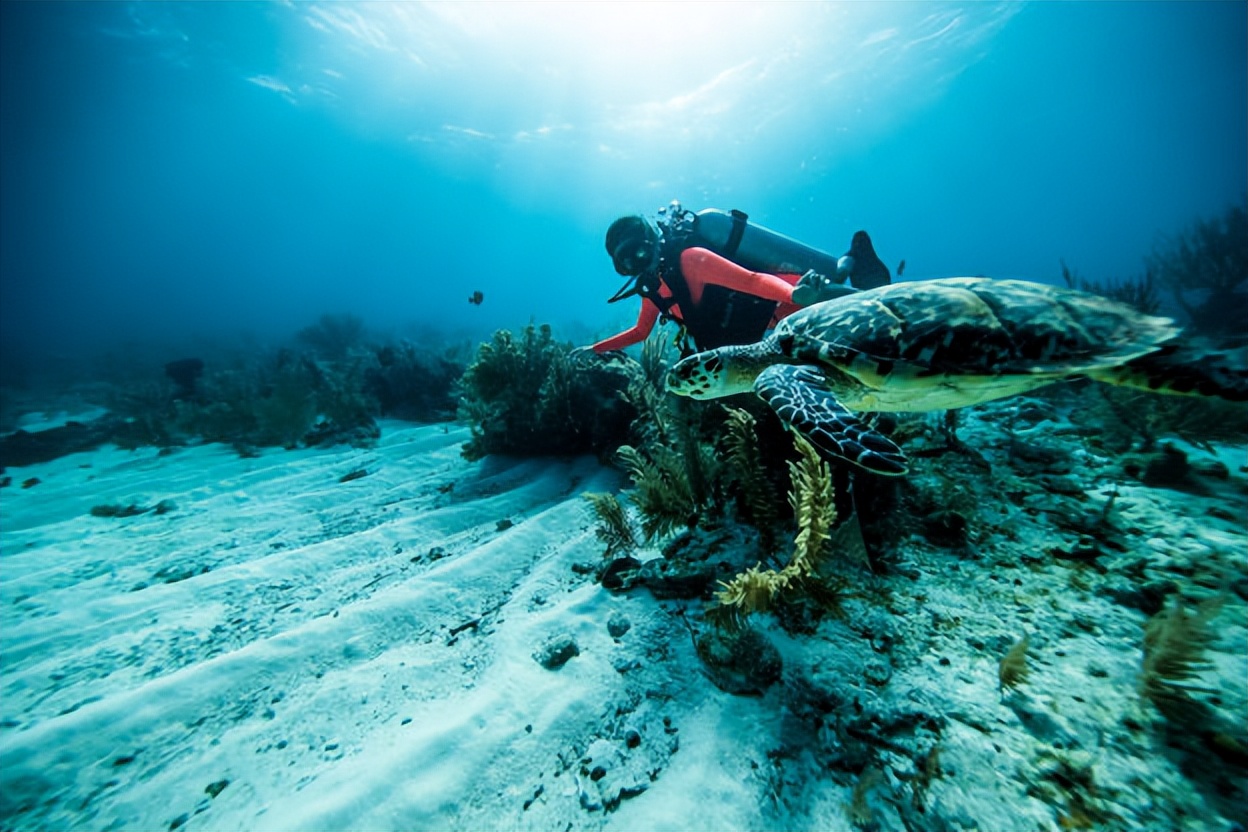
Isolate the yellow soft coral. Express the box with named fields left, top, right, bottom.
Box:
left=714, top=432, right=837, bottom=621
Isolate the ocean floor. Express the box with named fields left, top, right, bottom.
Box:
left=1, top=408, right=1246, bottom=831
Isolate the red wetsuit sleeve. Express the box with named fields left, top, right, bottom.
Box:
left=592, top=297, right=661, bottom=352
left=679, top=247, right=799, bottom=306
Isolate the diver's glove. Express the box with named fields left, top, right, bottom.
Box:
left=792, top=269, right=858, bottom=306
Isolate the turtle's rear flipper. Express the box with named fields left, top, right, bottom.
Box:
left=1091, top=340, right=1248, bottom=402
left=754, top=365, right=908, bottom=475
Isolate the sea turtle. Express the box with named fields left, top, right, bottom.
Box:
left=667, top=277, right=1248, bottom=475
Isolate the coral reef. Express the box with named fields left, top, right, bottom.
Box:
left=3, top=316, right=476, bottom=461
left=167, top=349, right=377, bottom=452
left=163, top=358, right=204, bottom=399
left=0, top=417, right=122, bottom=467
left=457, top=324, right=636, bottom=461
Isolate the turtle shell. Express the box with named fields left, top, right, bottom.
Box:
left=778, top=277, right=1181, bottom=388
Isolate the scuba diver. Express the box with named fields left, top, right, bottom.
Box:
left=587, top=200, right=890, bottom=355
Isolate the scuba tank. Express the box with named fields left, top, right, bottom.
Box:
left=686, top=207, right=844, bottom=282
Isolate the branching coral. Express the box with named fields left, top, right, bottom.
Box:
left=459, top=325, right=560, bottom=418
left=714, top=432, right=838, bottom=621
left=457, top=324, right=637, bottom=460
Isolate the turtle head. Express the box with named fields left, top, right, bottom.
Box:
left=667, top=344, right=773, bottom=400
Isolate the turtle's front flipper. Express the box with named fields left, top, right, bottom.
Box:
left=754, top=365, right=908, bottom=476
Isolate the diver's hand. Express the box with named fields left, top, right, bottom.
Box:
left=792, top=269, right=831, bottom=306
left=792, top=269, right=858, bottom=306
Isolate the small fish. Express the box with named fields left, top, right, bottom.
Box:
left=468, top=290, right=484, bottom=305
left=897, top=259, right=906, bottom=277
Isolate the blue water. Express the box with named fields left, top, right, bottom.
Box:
left=1, top=1, right=1244, bottom=358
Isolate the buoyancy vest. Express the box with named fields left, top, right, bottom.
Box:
left=637, top=207, right=841, bottom=351
left=636, top=239, right=776, bottom=352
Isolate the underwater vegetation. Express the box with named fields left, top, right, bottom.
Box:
left=1063, top=199, right=1248, bottom=336
left=0, top=315, right=468, bottom=464
left=456, top=323, right=637, bottom=461
left=712, top=433, right=839, bottom=622
left=365, top=340, right=464, bottom=423
left=107, top=347, right=380, bottom=453
left=998, top=634, right=1033, bottom=694
left=1148, top=199, right=1248, bottom=337
left=583, top=331, right=865, bottom=625
left=295, top=312, right=368, bottom=361
left=1, top=259, right=1244, bottom=831
left=1139, top=594, right=1224, bottom=722
left=1060, top=260, right=1161, bottom=316
left=168, top=337, right=464, bottom=453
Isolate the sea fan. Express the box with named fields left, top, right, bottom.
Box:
left=583, top=492, right=637, bottom=559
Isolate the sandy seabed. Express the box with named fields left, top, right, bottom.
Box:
left=1, top=415, right=1245, bottom=831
